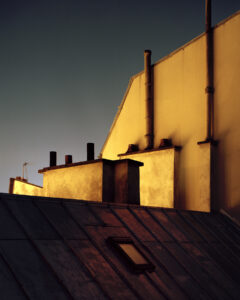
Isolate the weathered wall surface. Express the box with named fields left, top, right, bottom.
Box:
left=11, top=163, right=103, bottom=201
left=120, top=149, right=176, bottom=208
left=42, top=162, right=103, bottom=201
left=11, top=159, right=142, bottom=204
left=101, top=12, right=240, bottom=214
left=102, top=74, right=146, bottom=159
left=101, top=32, right=207, bottom=211
left=13, top=180, right=43, bottom=197
left=214, top=13, right=240, bottom=218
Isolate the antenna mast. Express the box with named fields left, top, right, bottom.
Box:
left=22, top=162, right=28, bottom=181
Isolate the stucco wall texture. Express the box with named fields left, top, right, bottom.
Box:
left=101, top=12, right=240, bottom=214
left=42, top=162, right=103, bottom=201
left=13, top=180, right=43, bottom=197
left=120, top=149, right=177, bottom=208
left=11, top=159, right=143, bottom=205
left=13, top=162, right=103, bottom=201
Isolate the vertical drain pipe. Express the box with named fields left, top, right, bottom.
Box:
left=144, top=50, right=154, bottom=149
left=205, top=0, right=214, bottom=140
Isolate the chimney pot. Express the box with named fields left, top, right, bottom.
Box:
left=144, top=49, right=151, bottom=54
left=50, top=151, right=57, bottom=167
left=87, top=143, right=95, bottom=161
left=65, top=155, right=72, bottom=165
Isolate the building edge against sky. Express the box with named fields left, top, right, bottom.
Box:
left=9, top=10, right=240, bottom=221
left=100, top=10, right=240, bottom=218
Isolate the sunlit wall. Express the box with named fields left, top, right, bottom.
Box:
left=101, top=12, right=240, bottom=215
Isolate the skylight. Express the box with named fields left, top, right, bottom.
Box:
left=106, top=237, right=155, bottom=273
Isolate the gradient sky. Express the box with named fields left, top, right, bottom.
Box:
left=0, top=0, right=239, bottom=192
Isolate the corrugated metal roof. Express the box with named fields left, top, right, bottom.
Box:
left=0, top=192, right=239, bottom=300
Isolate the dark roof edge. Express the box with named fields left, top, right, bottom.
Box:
left=38, top=159, right=103, bottom=173
left=220, top=209, right=240, bottom=228
left=38, top=158, right=143, bottom=173
left=0, top=192, right=144, bottom=208
left=0, top=192, right=213, bottom=214
left=118, top=146, right=181, bottom=157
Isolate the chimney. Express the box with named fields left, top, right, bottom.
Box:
left=65, top=155, right=72, bottom=165
left=50, top=151, right=57, bottom=167
left=113, top=159, right=143, bottom=205
left=87, top=143, right=95, bottom=161
left=102, top=159, right=143, bottom=205
left=144, top=50, right=154, bottom=149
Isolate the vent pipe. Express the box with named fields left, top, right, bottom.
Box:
left=87, top=143, right=95, bottom=161
left=50, top=151, right=57, bottom=167
left=144, top=50, right=154, bottom=149
left=205, top=0, right=214, bottom=140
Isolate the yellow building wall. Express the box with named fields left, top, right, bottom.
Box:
left=101, top=12, right=240, bottom=214
left=102, top=74, right=146, bottom=159
left=120, top=149, right=177, bottom=208
left=42, top=162, right=103, bottom=201
left=13, top=180, right=43, bottom=197
left=214, top=13, right=240, bottom=218
left=12, top=163, right=103, bottom=201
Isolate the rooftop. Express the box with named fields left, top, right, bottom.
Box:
left=0, top=192, right=239, bottom=299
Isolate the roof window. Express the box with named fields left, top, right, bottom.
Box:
left=106, top=237, right=155, bottom=273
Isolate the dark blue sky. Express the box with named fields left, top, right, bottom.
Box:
left=0, top=0, right=239, bottom=192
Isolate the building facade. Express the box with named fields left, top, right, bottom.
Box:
left=100, top=11, right=240, bottom=219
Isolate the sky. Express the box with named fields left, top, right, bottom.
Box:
left=0, top=0, right=239, bottom=192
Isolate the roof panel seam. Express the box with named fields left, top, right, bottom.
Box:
left=110, top=206, right=181, bottom=299
left=33, top=200, right=111, bottom=300
left=146, top=208, right=214, bottom=299
left=162, top=210, right=233, bottom=299
left=0, top=246, right=30, bottom=299
left=129, top=208, right=193, bottom=299
left=62, top=201, right=143, bottom=300
left=2, top=199, right=74, bottom=300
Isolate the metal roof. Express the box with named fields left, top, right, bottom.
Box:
left=0, top=192, right=239, bottom=299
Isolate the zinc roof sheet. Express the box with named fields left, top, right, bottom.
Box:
left=0, top=193, right=239, bottom=300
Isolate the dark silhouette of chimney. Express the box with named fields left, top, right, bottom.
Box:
left=50, top=151, right=57, bottom=167
left=87, top=143, right=95, bottom=161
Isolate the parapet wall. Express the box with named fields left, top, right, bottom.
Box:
left=10, top=158, right=143, bottom=205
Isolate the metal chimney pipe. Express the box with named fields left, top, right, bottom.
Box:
left=50, top=151, right=57, bottom=167
left=87, top=143, right=95, bottom=161
left=65, top=155, right=72, bottom=165
left=144, top=50, right=154, bottom=149
left=205, top=0, right=214, bottom=140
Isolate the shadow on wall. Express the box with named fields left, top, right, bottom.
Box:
left=226, top=204, right=240, bottom=223
left=174, top=151, right=185, bottom=210
left=214, top=131, right=228, bottom=213
left=214, top=129, right=240, bottom=222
